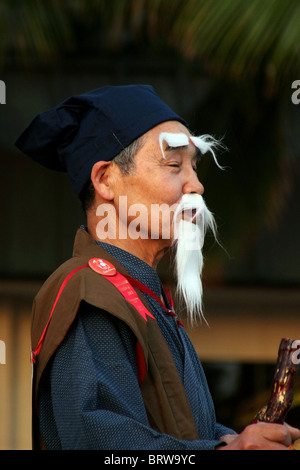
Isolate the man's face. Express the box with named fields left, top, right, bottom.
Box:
left=113, top=120, right=204, bottom=245
left=106, top=120, right=218, bottom=324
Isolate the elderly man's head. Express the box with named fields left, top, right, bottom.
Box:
left=15, top=84, right=221, bottom=325
left=87, top=119, right=219, bottom=324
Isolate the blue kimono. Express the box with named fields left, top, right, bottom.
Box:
left=39, top=241, right=234, bottom=449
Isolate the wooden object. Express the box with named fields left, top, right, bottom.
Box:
left=252, top=338, right=299, bottom=424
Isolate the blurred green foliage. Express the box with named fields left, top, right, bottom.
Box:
left=1, top=0, right=300, bottom=268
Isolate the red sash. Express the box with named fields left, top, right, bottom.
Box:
left=31, top=258, right=180, bottom=364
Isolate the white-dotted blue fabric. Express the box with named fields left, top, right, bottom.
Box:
left=38, top=237, right=234, bottom=449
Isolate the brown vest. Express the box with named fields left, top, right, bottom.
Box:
left=31, top=229, right=199, bottom=448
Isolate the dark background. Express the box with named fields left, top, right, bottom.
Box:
left=0, top=0, right=300, bottom=434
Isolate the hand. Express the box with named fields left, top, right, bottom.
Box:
left=217, top=422, right=300, bottom=450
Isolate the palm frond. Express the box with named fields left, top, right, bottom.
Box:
left=170, top=0, right=300, bottom=90
left=2, top=0, right=300, bottom=90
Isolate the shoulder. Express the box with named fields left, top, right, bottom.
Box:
left=32, top=253, right=150, bottom=372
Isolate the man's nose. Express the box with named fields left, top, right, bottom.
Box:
left=183, top=172, right=204, bottom=195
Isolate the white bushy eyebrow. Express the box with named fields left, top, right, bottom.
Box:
left=159, top=132, right=189, bottom=158
left=190, top=135, right=224, bottom=169
left=159, top=132, right=224, bottom=169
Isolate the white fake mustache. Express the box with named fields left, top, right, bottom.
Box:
left=172, top=194, right=217, bottom=251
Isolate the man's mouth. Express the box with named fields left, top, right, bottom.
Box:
left=180, top=208, right=199, bottom=224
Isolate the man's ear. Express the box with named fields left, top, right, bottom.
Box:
left=91, top=161, right=115, bottom=201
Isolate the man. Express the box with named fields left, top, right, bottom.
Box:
left=15, top=85, right=299, bottom=450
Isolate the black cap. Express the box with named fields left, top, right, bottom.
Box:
left=15, top=84, right=188, bottom=197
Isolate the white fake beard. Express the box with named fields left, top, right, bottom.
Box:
left=172, top=194, right=217, bottom=327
